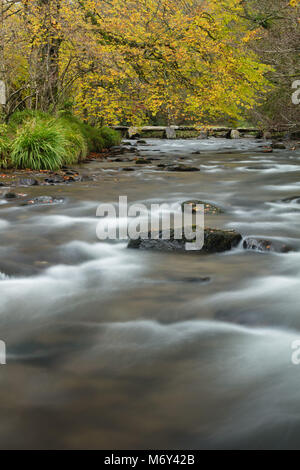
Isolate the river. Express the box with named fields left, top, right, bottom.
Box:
left=0, top=137, right=300, bottom=449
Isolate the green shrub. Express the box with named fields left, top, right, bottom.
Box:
left=58, top=112, right=121, bottom=152
left=9, top=110, right=52, bottom=128
left=56, top=116, right=88, bottom=163
left=11, top=119, right=67, bottom=170
left=99, top=126, right=121, bottom=147
left=57, top=112, right=103, bottom=153
left=7, top=110, right=121, bottom=170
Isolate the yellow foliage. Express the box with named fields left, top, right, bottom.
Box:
left=1, top=0, right=278, bottom=124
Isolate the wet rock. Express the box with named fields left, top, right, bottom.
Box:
left=4, top=192, right=18, bottom=199
left=243, top=237, right=292, bottom=253
left=181, top=200, right=223, bottom=215
left=156, top=163, right=166, bottom=168
left=21, top=196, right=65, bottom=206
left=128, top=228, right=242, bottom=254
left=271, top=142, right=286, bottom=150
left=137, top=140, right=147, bottom=144
left=135, top=158, right=150, bottom=165
left=111, top=157, right=133, bottom=162
left=80, top=175, right=95, bottom=182
left=262, top=147, right=273, bottom=153
left=44, top=175, right=65, bottom=184
left=246, top=165, right=273, bottom=170
left=18, top=177, right=39, bottom=186
left=122, top=167, right=135, bottom=172
left=192, top=151, right=201, bottom=155
left=281, top=195, right=300, bottom=203
left=216, top=310, right=266, bottom=327
left=166, top=165, right=200, bottom=172
left=181, top=276, right=211, bottom=283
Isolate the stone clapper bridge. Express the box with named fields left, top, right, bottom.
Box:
left=111, top=125, right=287, bottom=139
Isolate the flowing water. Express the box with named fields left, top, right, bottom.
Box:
left=1, top=138, right=300, bottom=449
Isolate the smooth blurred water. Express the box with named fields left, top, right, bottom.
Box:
left=0, top=138, right=300, bottom=449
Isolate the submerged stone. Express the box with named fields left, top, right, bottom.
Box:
left=135, top=158, right=151, bottom=164
left=22, top=196, right=65, bottom=206
left=281, top=195, right=300, bottom=203
left=166, top=165, right=200, bottom=172
left=243, top=237, right=292, bottom=253
left=18, top=177, right=39, bottom=186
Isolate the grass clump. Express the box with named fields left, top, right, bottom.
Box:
left=11, top=119, right=67, bottom=170
left=5, top=110, right=122, bottom=170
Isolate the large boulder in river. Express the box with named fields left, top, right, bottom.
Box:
left=128, top=228, right=241, bottom=254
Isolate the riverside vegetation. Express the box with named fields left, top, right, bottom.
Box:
left=0, top=111, right=121, bottom=170
left=0, top=0, right=299, bottom=172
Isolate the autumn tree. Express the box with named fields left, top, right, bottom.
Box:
left=238, top=0, right=300, bottom=132
left=0, top=0, right=282, bottom=126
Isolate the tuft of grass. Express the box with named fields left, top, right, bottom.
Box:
left=10, top=119, right=67, bottom=170
left=0, top=124, right=11, bottom=169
